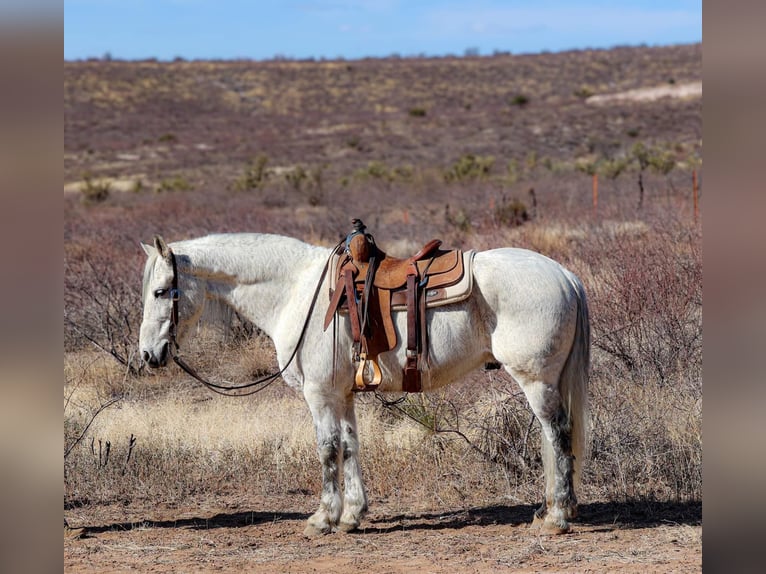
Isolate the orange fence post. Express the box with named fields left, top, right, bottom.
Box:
left=592, top=173, right=598, bottom=214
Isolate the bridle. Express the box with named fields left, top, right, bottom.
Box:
left=163, top=240, right=343, bottom=397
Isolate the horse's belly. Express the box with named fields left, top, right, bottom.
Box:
left=377, top=301, right=492, bottom=392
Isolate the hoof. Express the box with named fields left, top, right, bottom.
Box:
left=303, top=523, right=331, bottom=537
left=531, top=512, right=546, bottom=528
left=337, top=520, right=360, bottom=533
left=64, top=526, right=86, bottom=540
left=539, top=519, right=571, bottom=535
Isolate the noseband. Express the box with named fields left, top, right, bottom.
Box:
left=163, top=242, right=341, bottom=397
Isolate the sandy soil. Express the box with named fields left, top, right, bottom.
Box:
left=65, top=494, right=701, bottom=573
left=586, top=82, right=702, bottom=105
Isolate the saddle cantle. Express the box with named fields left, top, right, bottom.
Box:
left=323, top=219, right=474, bottom=393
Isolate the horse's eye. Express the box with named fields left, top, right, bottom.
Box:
left=154, top=288, right=167, bottom=298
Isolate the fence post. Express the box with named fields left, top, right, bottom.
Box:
left=592, top=172, right=598, bottom=214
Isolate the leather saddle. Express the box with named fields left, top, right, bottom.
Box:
left=323, top=219, right=466, bottom=392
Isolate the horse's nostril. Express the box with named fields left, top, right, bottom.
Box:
left=160, top=342, right=169, bottom=364
left=142, top=351, right=151, bottom=363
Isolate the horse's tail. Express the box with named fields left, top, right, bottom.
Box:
left=543, top=274, right=590, bottom=493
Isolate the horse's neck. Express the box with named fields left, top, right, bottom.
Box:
left=179, top=235, right=327, bottom=338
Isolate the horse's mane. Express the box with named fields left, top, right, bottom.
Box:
left=200, top=297, right=242, bottom=337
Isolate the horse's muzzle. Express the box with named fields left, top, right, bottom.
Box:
left=142, top=341, right=169, bottom=368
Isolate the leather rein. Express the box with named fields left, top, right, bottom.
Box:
left=166, top=240, right=343, bottom=397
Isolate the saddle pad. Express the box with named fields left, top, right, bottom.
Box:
left=328, top=250, right=476, bottom=311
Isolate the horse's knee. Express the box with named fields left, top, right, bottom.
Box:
left=317, top=435, right=340, bottom=464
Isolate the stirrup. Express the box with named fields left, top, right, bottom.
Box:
left=354, top=352, right=382, bottom=391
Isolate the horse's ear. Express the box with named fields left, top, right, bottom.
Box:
left=141, top=242, right=154, bottom=256
left=153, top=235, right=172, bottom=261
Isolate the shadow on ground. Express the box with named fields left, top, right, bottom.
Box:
left=360, top=500, right=700, bottom=534
left=83, top=509, right=311, bottom=534
left=80, top=499, right=700, bottom=536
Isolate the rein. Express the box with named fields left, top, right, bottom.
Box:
left=167, top=240, right=344, bottom=397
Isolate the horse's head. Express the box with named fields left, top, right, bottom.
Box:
left=139, top=235, right=186, bottom=368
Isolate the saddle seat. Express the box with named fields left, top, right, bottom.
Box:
left=348, top=237, right=463, bottom=290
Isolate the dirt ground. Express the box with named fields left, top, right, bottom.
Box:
left=65, top=494, right=701, bottom=573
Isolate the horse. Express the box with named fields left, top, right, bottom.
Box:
left=138, top=232, right=590, bottom=536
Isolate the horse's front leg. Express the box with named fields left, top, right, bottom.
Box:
left=338, top=394, right=367, bottom=532
left=304, top=389, right=343, bottom=536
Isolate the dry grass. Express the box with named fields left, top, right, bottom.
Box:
left=65, top=318, right=701, bottom=513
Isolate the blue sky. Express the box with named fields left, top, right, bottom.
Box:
left=64, top=0, right=702, bottom=61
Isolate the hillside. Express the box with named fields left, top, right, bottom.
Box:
left=65, top=43, right=701, bottom=196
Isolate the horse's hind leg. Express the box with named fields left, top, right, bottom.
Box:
left=338, top=395, right=368, bottom=532
left=303, top=388, right=343, bottom=536
left=540, top=405, right=578, bottom=532
left=515, top=377, right=578, bottom=534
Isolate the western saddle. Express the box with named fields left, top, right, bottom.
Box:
left=323, top=219, right=468, bottom=392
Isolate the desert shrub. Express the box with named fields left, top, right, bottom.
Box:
left=444, top=154, right=494, bottom=183
left=408, top=106, right=427, bottom=117
left=647, top=147, right=676, bottom=176
left=364, top=160, right=391, bottom=180
left=444, top=204, right=472, bottom=232
left=131, top=178, right=145, bottom=193
left=305, top=164, right=326, bottom=206
left=505, top=158, right=520, bottom=184
left=573, top=85, right=594, bottom=99
left=509, top=94, right=529, bottom=107
left=575, top=157, right=599, bottom=176
left=524, top=151, right=538, bottom=173
left=585, top=220, right=701, bottom=388
left=155, top=175, right=193, bottom=193
left=234, top=154, right=270, bottom=191
left=80, top=172, right=110, bottom=204
left=393, top=164, right=414, bottom=182
left=600, top=155, right=631, bottom=180
left=64, top=236, right=145, bottom=372
left=346, top=135, right=363, bottom=150
left=631, top=142, right=677, bottom=207
left=284, top=164, right=308, bottom=192
left=354, top=160, right=396, bottom=184
left=493, top=196, right=529, bottom=226
left=631, top=142, right=676, bottom=176
left=469, top=388, right=541, bottom=473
